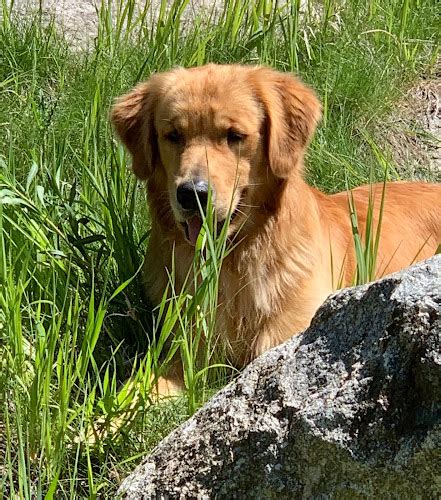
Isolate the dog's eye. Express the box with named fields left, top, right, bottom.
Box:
left=227, top=129, right=245, bottom=144
left=165, top=129, right=182, bottom=143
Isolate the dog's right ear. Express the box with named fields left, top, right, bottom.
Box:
left=249, top=67, right=321, bottom=179
left=110, top=82, right=157, bottom=180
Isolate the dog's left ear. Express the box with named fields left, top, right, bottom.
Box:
left=110, top=81, right=158, bottom=180
left=250, top=67, right=321, bottom=179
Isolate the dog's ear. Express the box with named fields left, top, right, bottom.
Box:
left=110, top=81, right=157, bottom=180
left=250, top=68, right=321, bottom=179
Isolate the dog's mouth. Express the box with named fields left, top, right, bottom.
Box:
left=182, top=215, right=203, bottom=246
left=180, top=209, right=241, bottom=246
left=179, top=189, right=246, bottom=246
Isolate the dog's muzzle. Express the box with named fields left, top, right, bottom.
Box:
left=176, top=180, right=209, bottom=212
left=176, top=180, right=243, bottom=246
left=176, top=180, right=210, bottom=246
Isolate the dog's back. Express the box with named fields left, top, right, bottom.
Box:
left=326, top=182, right=441, bottom=281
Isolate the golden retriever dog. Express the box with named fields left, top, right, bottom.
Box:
left=111, top=64, right=441, bottom=394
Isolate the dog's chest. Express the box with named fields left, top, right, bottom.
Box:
left=215, top=254, right=286, bottom=343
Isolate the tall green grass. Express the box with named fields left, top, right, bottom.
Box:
left=1, top=0, right=439, bottom=496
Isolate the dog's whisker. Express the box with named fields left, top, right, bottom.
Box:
left=237, top=182, right=264, bottom=188
left=237, top=202, right=259, bottom=209
left=233, top=208, right=248, bottom=218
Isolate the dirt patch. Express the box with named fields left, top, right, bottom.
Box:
left=7, top=0, right=222, bottom=49
left=7, top=0, right=99, bottom=48
left=384, top=78, right=441, bottom=181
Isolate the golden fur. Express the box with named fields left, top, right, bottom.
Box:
left=111, top=64, right=441, bottom=393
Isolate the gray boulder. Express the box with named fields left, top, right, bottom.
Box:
left=119, top=256, right=441, bottom=499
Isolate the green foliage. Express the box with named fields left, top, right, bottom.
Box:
left=0, top=0, right=438, bottom=496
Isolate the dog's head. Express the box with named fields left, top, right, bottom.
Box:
left=111, top=64, right=321, bottom=245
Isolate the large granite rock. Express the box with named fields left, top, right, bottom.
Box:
left=119, top=256, right=441, bottom=498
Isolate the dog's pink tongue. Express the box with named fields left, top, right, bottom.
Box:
left=186, top=215, right=202, bottom=245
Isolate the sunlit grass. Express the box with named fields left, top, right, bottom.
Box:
left=1, top=0, right=439, bottom=496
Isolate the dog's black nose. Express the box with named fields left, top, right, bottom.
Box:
left=176, top=180, right=209, bottom=212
